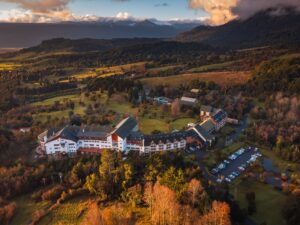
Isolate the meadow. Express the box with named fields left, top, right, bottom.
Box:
left=140, top=71, right=251, bottom=87
left=230, top=180, right=286, bottom=225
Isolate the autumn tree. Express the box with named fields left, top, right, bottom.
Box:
left=144, top=182, right=182, bottom=225
left=171, top=98, right=181, bottom=117
left=198, top=201, right=231, bottom=225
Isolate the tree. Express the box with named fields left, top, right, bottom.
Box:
left=159, top=167, right=186, bottom=197
left=245, top=192, right=256, bottom=215
left=144, top=182, right=181, bottom=225
left=171, top=98, right=181, bottom=117
left=80, top=203, right=103, bottom=225
left=282, top=192, right=300, bottom=225
left=198, top=201, right=231, bottom=225
left=187, top=179, right=204, bottom=207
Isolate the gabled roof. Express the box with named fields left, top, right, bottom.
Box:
left=144, top=131, right=187, bottom=145
left=212, top=110, right=227, bottom=123
left=127, top=131, right=144, bottom=141
left=112, top=117, right=138, bottom=139
left=77, top=126, right=112, bottom=139
left=192, top=125, right=214, bottom=142
left=200, top=105, right=216, bottom=113
left=200, top=119, right=216, bottom=134
left=47, top=126, right=80, bottom=143
left=180, top=96, right=198, bottom=105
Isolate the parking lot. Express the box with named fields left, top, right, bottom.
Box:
left=211, top=146, right=262, bottom=183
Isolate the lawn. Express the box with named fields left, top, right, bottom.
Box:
left=139, top=118, right=169, bottom=134
left=147, top=65, right=182, bottom=73
left=140, top=71, right=251, bottom=87
left=222, top=142, right=245, bottom=155
left=187, top=61, right=236, bottom=73
left=230, top=180, right=286, bottom=225
left=259, top=147, right=300, bottom=176
left=31, top=94, right=80, bottom=106
left=0, top=63, right=21, bottom=71
left=11, top=195, right=50, bottom=225
left=171, top=117, right=197, bottom=130
left=38, top=196, right=92, bottom=225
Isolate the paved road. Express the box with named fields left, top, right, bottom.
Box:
left=217, top=147, right=257, bottom=179
left=227, top=115, right=249, bottom=143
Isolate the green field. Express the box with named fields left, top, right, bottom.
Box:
left=0, top=63, right=21, bottom=71
left=230, top=180, right=286, bottom=225
left=147, top=65, right=182, bottom=73
left=38, top=196, right=91, bottom=225
left=188, top=61, right=236, bottom=73
left=11, top=195, right=50, bottom=225
left=140, top=71, right=251, bottom=87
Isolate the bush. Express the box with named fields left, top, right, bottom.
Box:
left=41, top=185, right=66, bottom=202
left=0, top=202, right=17, bottom=225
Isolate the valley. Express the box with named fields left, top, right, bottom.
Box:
left=0, top=5, right=299, bottom=225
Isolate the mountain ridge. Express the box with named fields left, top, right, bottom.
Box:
left=177, top=7, right=300, bottom=49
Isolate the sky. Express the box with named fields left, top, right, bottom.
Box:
left=0, top=0, right=299, bottom=25
left=0, top=0, right=208, bottom=23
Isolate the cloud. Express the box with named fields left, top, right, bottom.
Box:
left=0, top=0, right=71, bottom=13
left=115, top=11, right=131, bottom=20
left=0, top=0, right=74, bottom=22
left=189, top=0, right=300, bottom=25
left=154, top=3, right=169, bottom=7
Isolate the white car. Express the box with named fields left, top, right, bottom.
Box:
left=216, top=178, right=223, bottom=183
left=218, top=163, right=226, bottom=170
left=224, top=160, right=230, bottom=164
left=236, top=148, right=245, bottom=155
left=229, top=174, right=235, bottom=179
left=225, top=178, right=231, bottom=183
left=238, top=166, right=245, bottom=171
left=229, top=154, right=237, bottom=160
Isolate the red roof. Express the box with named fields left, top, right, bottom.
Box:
left=78, top=148, right=103, bottom=154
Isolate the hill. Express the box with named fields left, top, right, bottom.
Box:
left=0, top=20, right=198, bottom=48
left=177, top=8, right=300, bottom=49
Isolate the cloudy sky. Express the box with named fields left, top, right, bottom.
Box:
left=0, top=0, right=299, bottom=25
left=0, top=0, right=208, bottom=23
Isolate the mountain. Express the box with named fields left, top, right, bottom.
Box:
left=0, top=20, right=199, bottom=48
left=20, top=38, right=162, bottom=54
left=177, top=8, right=300, bottom=49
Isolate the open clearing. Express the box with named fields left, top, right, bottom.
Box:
left=140, top=71, right=251, bottom=87
left=11, top=195, right=50, bottom=225
left=230, top=180, right=286, bottom=225
left=38, top=196, right=91, bottom=225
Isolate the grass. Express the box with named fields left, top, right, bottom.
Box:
left=259, top=147, right=300, bottom=176
left=187, top=61, right=235, bottom=73
left=140, top=71, right=251, bottom=87
left=38, top=196, right=92, bottom=225
left=11, top=195, right=50, bottom=225
left=171, top=117, right=197, bottom=130
left=222, top=141, right=245, bottom=155
left=147, top=65, right=182, bottom=73
left=230, top=180, right=286, bottom=225
left=139, top=118, right=169, bottom=134
left=0, top=63, right=20, bottom=71
left=31, top=94, right=80, bottom=106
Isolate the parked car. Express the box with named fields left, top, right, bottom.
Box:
left=211, top=168, right=219, bottom=175
left=225, top=178, right=231, bottom=183
left=229, top=154, right=237, bottom=160
left=236, top=148, right=245, bottom=155
left=223, top=160, right=230, bottom=164
left=233, top=171, right=240, bottom=177
left=189, top=146, right=196, bottom=152
left=216, top=178, right=223, bottom=183
left=217, top=163, right=226, bottom=170
left=229, top=174, right=235, bottom=179
left=238, top=166, right=245, bottom=171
